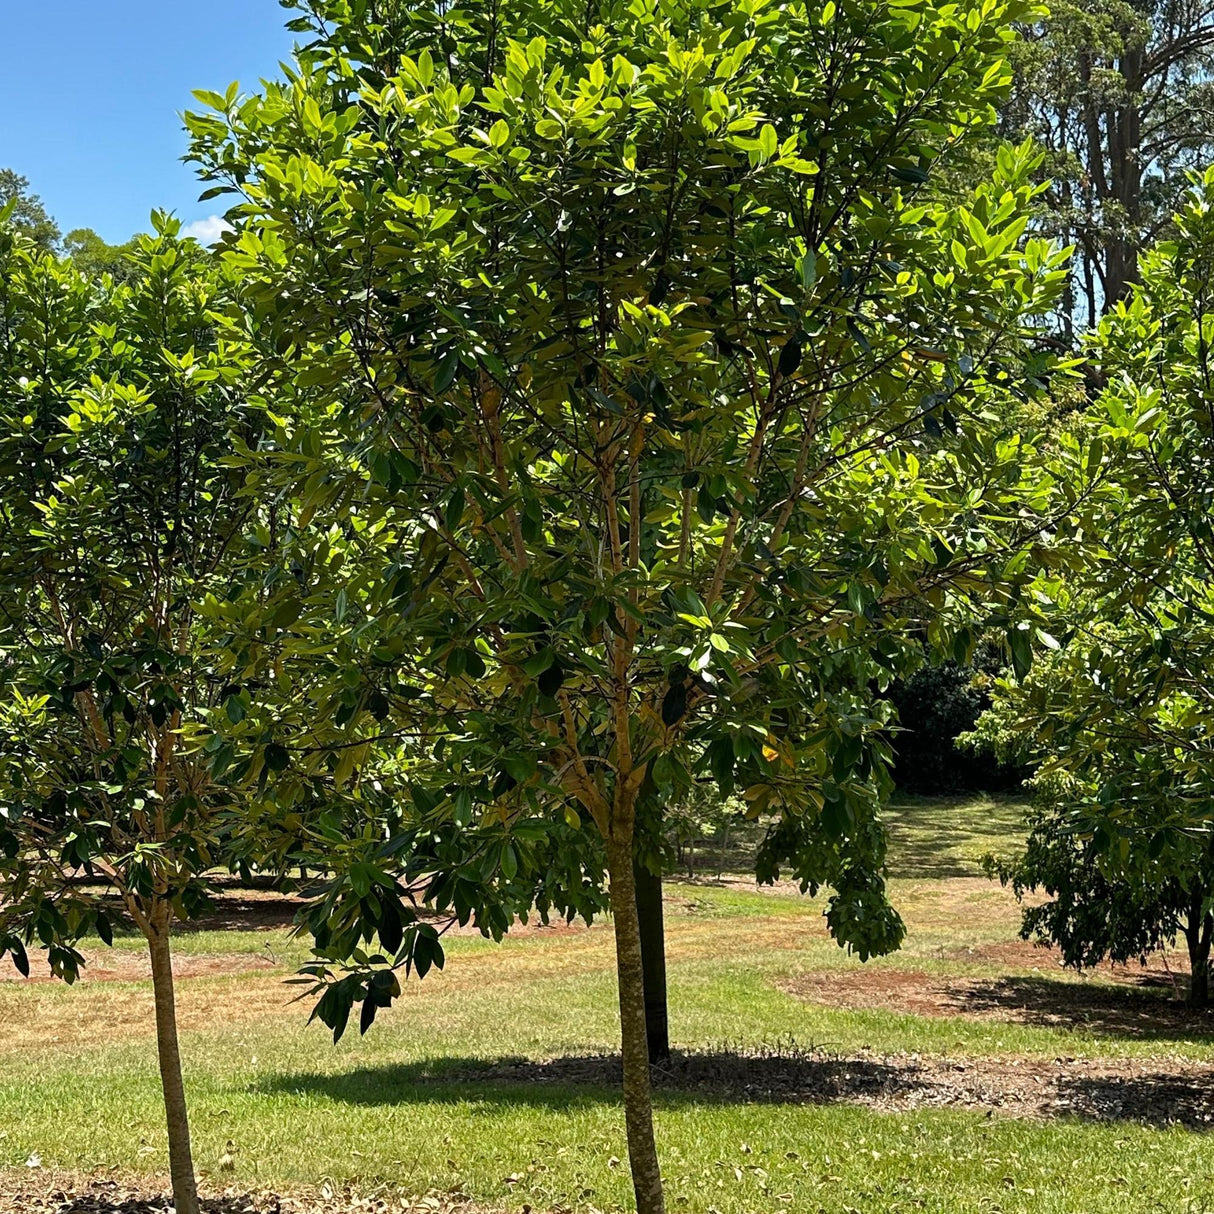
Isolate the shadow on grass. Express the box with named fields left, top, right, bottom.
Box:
left=882, top=796, right=1027, bottom=879
left=957, top=974, right=1214, bottom=1040
left=1056, top=1070, right=1214, bottom=1129
left=0, top=1191, right=285, bottom=1214
left=785, top=967, right=1214, bottom=1048
left=257, top=1048, right=914, bottom=1111
left=254, top=1046, right=1214, bottom=1131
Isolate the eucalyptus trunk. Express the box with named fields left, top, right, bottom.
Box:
left=146, top=909, right=200, bottom=1214
left=607, top=837, right=666, bottom=1214
left=633, top=856, right=670, bottom=1065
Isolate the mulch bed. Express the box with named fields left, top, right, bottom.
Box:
left=436, top=1044, right=1214, bottom=1130
left=781, top=967, right=1214, bottom=1036
left=0, top=1176, right=484, bottom=1214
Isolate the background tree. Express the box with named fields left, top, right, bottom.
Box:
left=887, top=642, right=1027, bottom=795
left=971, top=631, right=1214, bottom=1006
left=964, top=170, right=1214, bottom=1008
left=189, top=1, right=1068, bottom=1208
left=1001, top=0, right=1214, bottom=329
left=63, top=227, right=140, bottom=281
left=0, top=168, right=60, bottom=251
left=0, top=216, right=261, bottom=1214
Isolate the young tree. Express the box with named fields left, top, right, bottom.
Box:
left=189, top=1, right=1067, bottom=1208
left=972, top=631, right=1214, bottom=1006
left=0, top=216, right=260, bottom=1214
left=967, top=169, right=1214, bottom=1008
left=988, top=800, right=1214, bottom=1006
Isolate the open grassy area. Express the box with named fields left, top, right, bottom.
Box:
left=883, top=794, right=1029, bottom=879
left=3, top=797, right=1214, bottom=1213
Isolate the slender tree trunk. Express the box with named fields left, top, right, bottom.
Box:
left=716, top=821, right=731, bottom=880
left=1083, top=248, right=1097, bottom=331
left=633, top=856, right=670, bottom=1065
left=1103, top=53, right=1144, bottom=309
left=146, top=911, right=200, bottom=1214
left=1059, top=178, right=1075, bottom=343
left=1185, top=908, right=1213, bottom=1010
left=607, top=838, right=666, bottom=1214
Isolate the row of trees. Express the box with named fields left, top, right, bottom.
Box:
left=3, top=2, right=1214, bottom=1213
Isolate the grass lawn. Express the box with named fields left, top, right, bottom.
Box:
left=882, top=793, right=1029, bottom=878
left=3, top=796, right=1214, bottom=1213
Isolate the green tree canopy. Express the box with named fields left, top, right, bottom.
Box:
left=965, top=169, right=1214, bottom=1009
left=62, top=227, right=141, bottom=281
left=972, top=625, right=1214, bottom=1007
left=0, top=168, right=60, bottom=251
left=0, top=214, right=264, bottom=1214
left=188, top=0, right=1069, bottom=1207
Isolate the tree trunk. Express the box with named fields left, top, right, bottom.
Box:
left=633, top=856, right=670, bottom=1065
left=1104, top=50, right=1144, bottom=309
left=1185, top=908, right=1213, bottom=1010
left=607, top=839, right=666, bottom=1214
left=146, top=913, right=200, bottom=1214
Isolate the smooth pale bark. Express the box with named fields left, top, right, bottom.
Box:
left=146, top=911, right=200, bottom=1214
left=607, top=839, right=666, bottom=1214
left=633, top=857, right=670, bottom=1065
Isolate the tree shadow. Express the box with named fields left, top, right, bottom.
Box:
left=0, top=1192, right=281, bottom=1214
left=94, top=881, right=455, bottom=937
left=1056, top=1070, right=1214, bottom=1130
left=953, top=975, right=1214, bottom=1040
left=257, top=1048, right=917, bottom=1112
left=881, top=797, right=1027, bottom=879
left=254, top=1046, right=1214, bottom=1130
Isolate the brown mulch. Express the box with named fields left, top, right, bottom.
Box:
left=948, top=937, right=1193, bottom=978
left=781, top=966, right=1214, bottom=1036
left=0, top=1175, right=485, bottom=1214
left=438, top=1045, right=1214, bottom=1130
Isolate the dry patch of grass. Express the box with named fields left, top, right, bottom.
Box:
left=782, top=965, right=1211, bottom=1036
left=0, top=876, right=1077, bottom=1059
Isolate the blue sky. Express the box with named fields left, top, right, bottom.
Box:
left=0, top=2, right=298, bottom=243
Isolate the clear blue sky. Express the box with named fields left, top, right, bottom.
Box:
left=0, top=2, right=298, bottom=243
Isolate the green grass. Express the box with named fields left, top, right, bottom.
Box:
left=883, top=793, right=1029, bottom=878
left=5, top=795, right=1214, bottom=1213
left=669, top=791, right=1029, bottom=881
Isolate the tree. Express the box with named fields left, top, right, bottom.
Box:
left=988, top=796, right=1214, bottom=1006
left=887, top=643, right=1026, bottom=794
left=0, top=215, right=261, bottom=1214
left=1020, top=170, right=1214, bottom=816
left=0, top=168, right=60, bottom=251
left=63, top=227, right=140, bottom=281
left=1001, top=0, right=1214, bottom=328
left=188, top=1, right=1067, bottom=1208
left=965, top=169, right=1214, bottom=1008
left=972, top=630, right=1214, bottom=1006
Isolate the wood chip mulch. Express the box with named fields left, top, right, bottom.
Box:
left=455, top=1044, right=1214, bottom=1130
left=0, top=1176, right=486, bottom=1214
